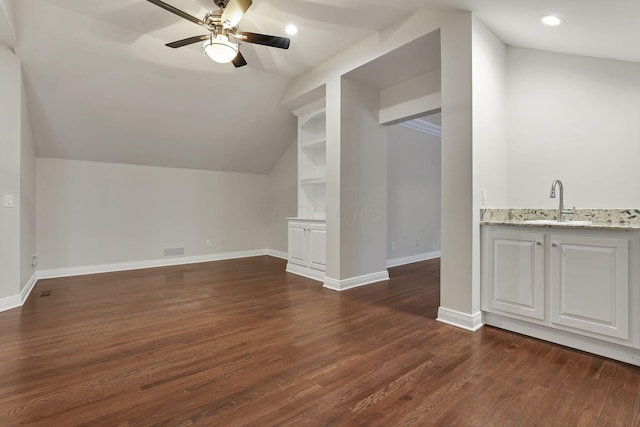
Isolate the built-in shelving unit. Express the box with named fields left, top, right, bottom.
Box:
left=295, top=98, right=326, bottom=220
left=287, top=97, right=327, bottom=282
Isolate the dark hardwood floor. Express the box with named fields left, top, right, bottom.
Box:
left=1, top=256, right=639, bottom=426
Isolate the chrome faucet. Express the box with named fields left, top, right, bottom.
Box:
left=550, top=179, right=575, bottom=222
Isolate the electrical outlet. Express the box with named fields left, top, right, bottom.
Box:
left=391, top=242, right=396, bottom=250
left=31, top=254, right=38, bottom=266
left=206, top=240, right=212, bottom=247
left=416, top=239, right=420, bottom=247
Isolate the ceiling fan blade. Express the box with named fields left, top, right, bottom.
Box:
left=232, top=51, right=248, bottom=68
left=221, top=0, right=252, bottom=28
left=146, top=0, right=205, bottom=27
left=235, top=32, right=290, bottom=49
left=166, top=35, right=209, bottom=48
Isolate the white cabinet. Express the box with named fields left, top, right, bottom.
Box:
left=286, top=220, right=326, bottom=281
left=481, top=225, right=637, bottom=362
left=482, top=230, right=545, bottom=320
left=550, top=234, right=629, bottom=342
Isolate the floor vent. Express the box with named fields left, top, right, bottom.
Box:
left=40, top=290, right=52, bottom=297
left=164, top=247, right=185, bottom=257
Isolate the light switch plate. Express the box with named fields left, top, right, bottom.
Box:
left=4, top=195, right=14, bottom=208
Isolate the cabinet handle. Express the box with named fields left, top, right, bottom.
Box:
left=536, top=242, right=542, bottom=246
left=551, top=243, right=558, bottom=248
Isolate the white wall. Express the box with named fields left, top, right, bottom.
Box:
left=36, top=159, right=270, bottom=270
left=506, top=47, right=640, bottom=208
left=0, top=45, right=21, bottom=299
left=20, top=83, right=36, bottom=291
left=470, top=17, right=509, bottom=315
left=334, top=77, right=388, bottom=280
left=267, top=141, right=297, bottom=255
left=387, top=124, right=441, bottom=261
left=438, top=13, right=475, bottom=317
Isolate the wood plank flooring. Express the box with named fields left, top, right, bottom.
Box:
left=1, top=256, right=639, bottom=426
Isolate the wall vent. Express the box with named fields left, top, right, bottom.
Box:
left=164, top=247, right=185, bottom=257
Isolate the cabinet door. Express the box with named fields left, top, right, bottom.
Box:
left=308, top=223, right=326, bottom=271
left=550, top=234, right=629, bottom=341
left=288, top=222, right=308, bottom=266
left=484, top=230, right=545, bottom=320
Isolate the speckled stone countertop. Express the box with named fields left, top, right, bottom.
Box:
left=480, top=209, right=640, bottom=231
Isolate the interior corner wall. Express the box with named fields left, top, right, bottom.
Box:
left=387, top=125, right=441, bottom=260
left=36, top=159, right=270, bottom=271
left=506, top=46, right=640, bottom=208
left=324, top=76, right=342, bottom=280
left=0, top=46, right=21, bottom=300
left=20, top=78, right=36, bottom=291
left=471, top=17, right=508, bottom=312
left=267, top=140, right=297, bottom=254
left=439, top=12, right=475, bottom=315
left=337, top=77, right=388, bottom=280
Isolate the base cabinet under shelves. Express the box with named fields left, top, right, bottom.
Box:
left=286, top=220, right=326, bottom=281
left=482, top=226, right=636, bottom=351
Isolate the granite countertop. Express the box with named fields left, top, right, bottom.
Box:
left=480, top=209, right=640, bottom=231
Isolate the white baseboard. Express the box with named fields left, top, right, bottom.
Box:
left=37, top=249, right=269, bottom=279
left=484, top=312, right=640, bottom=367
left=0, top=272, right=39, bottom=313
left=267, top=249, right=289, bottom=260
left=323, top=270, right=390, bottom=292
left=20, top=272, right=39, bottom=303
left=0, top=294, right=21, bottom=313
left=0, top=250, right=287, bottom=314
left=387, top=251, right=441, bottom=268
left=437, top=307, right=484, bottom=332
left=285, top=263, right=325, bottom=282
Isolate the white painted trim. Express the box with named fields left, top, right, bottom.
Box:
left=0, top=272, right=39, bottom=313
left=398, top=118, right=442, bottom=137
left=267, top=249, right=289, bottom=260
left=285, top=263, right=324, bottom=282
left=323, top=270, right=390, bottom=291
left=387, top=251, right=441, bottom=268
left=20, top=272, right=38, bottom=303
left=437, top=307, right=484, bottom=332
left=37, top=250, right=269, bottom=280
left=0, top=294, right=21, bottom=313
left=0, top=251, right=289, bottom=314
left=484, top=312, right=640, bottom=367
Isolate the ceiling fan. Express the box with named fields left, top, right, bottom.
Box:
left=146, top=0, right=291, bottom=67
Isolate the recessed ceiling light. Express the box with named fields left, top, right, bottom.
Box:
left=541, top=15, right=565, bottom=26
left=285, top=24, right=298, bottom=35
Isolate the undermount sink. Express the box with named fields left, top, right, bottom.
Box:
left=523, top=219, right=592, bottom=226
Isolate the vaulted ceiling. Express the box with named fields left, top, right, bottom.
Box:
left=4, top=0, right=640, bottom=173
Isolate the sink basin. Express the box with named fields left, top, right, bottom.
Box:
left=523, top=219, right=592, bottom=226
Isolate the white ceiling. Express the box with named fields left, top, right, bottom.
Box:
left=6, top=0, right=640, bottom=173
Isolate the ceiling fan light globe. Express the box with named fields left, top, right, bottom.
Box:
left=203, top=35, right=239, bottom=63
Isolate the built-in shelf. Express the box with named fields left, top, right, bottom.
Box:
left=300, top=177, right=327, bottom=185
left=289, top=97, right=327, bottom=281
left=294, top=98, right=326, bottom=221
left=301, top=138, right=326, bottom=150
